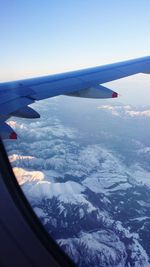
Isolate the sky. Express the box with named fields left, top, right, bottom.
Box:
left=0, top=0, right=150, bottom=105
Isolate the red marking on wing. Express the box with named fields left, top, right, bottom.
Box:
left=9, top=132, right=17, bottom=139
left=112, top=92, right=118, bottom=98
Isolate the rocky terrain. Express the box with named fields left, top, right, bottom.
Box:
left=5, top=97, right=150, bottom=266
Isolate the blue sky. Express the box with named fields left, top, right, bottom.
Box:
left=0, top=0, right=150, bottom=104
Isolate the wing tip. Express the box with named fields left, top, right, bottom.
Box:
left=112, top=92, right=118, bottom=98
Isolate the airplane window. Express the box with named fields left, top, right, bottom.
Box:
left=3, top=93, right=150, bottom=267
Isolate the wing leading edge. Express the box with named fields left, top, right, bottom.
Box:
left=0, top=55, right=150, bottom=139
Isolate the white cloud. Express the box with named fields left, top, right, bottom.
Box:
left=7, top=120, right=28, bottom=129
left=97, top=105, right=120, bottom=116
left=9, top=154, right=34, bottom=163
left=97, top=104, right=150, bottom=118
left=126, top=110, right=150, bottom=117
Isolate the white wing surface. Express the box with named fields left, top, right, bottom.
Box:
left=0, top=56, right=150, bottom=139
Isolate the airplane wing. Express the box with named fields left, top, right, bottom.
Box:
left=0, top=55, right=150, bottom=139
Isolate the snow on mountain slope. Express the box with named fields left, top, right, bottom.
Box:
left=10, top=143, right=150, bottom=266
left=80, top=145, right=131, bottom=194
left=13, top=167, right=44, bottom=185
left=5, top=99, right=150, bottom=267
left=22, top=180, right=96, bottom=212
left=58, top=230, right=127, bottom=267
left=130, top=165, right=150, bottom=188
left=58, top=229, right=150, bottom=267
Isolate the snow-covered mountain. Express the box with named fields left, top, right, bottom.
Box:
left=5, top=97, right=150, bottom=267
